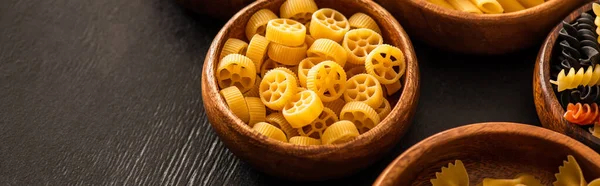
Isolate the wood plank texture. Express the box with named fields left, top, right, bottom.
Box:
left=0, top=0, right=543, bottom=185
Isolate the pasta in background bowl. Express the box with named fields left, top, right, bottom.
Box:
left=375, top=0, right=591, bottom=54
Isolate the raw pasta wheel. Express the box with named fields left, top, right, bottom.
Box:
left=266, top=112, right=299, bottom=138
left=344, top=73, right=384, bottom=109
left=268, top=42, right=307, bottom=65
left=365, top=44, right=406, bottom=85
left=305, top=35, right=316, bottom=47
left=244, top=76, right=261, bottom=97
left=307, top=39, right=347, bottom=67
left=298, top=57, right=324, bottom=87
left=260, top=59, right=284, bottom=77
left=217, top=54, right=257, bottom=92
left=340, top=101, right=381, bottom=134
left=266, top=18, right=306, bottom=46
left=383, top=81, right=402, bottom=96
left=305, top=22, right=311, bottom=34
left=343, top=28, right=383, bottom=65
left=375, top=98, right=391, bottom=120
left=321, top=120, right=360, bottom=145
left=220, top=86, right=250, bottom=123
left=282, top=90, right=324, bottom=128
left=220, top=38, right=248, bottom=59
left=289, top=136, right=321, bottom=145
left=253, top=122, right=288, bottom=142
left=272, top=67, right=297, bottom=79
left=260, top=69, right=298, bottom=110
left=246, top=34, right=270, bottom=70
left=306, top=61, right=347, bottom=102
left=245, top=97, right=267, bottom=127
left=346, top=66, right=366, bottom=78
left=348, top=13, right=381, bottom=34
left=280, top=0, right=318, bottom=24
left=323, top=98, right=345, bottom=116
left=310, top=8, right=350, bottom=43
left=297, top=107, right=339, bottom=139
left=246, top=9, right=278, bottom=40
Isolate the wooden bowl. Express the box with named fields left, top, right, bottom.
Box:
left=175, top=0, right=254, bottom=20
left=200, top=0, right=420, bottom=181
left=373, top=122, right=600, bottom=185
left=375, top=0, right=592, bottom=54
left=533, top=2, right=600, bottom=153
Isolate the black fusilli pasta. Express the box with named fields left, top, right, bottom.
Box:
left=559, top=85, right=600, bottom=109
left=575, top=13, right=600, bottom=66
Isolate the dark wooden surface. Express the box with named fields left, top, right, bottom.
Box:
left=0, top=0, right=542, bottom=185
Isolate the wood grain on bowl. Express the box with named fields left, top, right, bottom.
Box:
left=375, top=0, right=592, bottom=54
left=373, top=122, right=600, bottom=186
left=200, top=0, right=420, bottom=181
left=534, top=2, right=600, bottom=153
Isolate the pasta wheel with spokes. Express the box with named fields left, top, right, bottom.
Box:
left=297, top=107, right=339, bottom=139
left=307, top=61, right=347, bottom=102
left=321, top=120, right=360, bottom=145
left=217, top=54, right=257, bottom=92
left=375, top=98, right=391, bottom=120
left=266, top=112, right=299, bottom=138
left=260, top=69, right=298, bottom=110
left=268, top=42, right=307, bottom=65
left=310, top=8, right=350, bottom=43
left=289, top=136, right=321, bottom=145
left=220, top=38, right=248, bottom=59
left=246, top=9, right=278, bottom=40
left=266, top=18, right=306, bottom=46
left=307, top=39, right=347, bottom=67
left=365, top=44, right=406, bottom=85
left=348, top=13, right=381, bottom=34
left=282, top=90, right=324, bottom=128
left=340, top=101, right=381, bottom=134
left=344, top=73, right=384, bottom=108
left=298, top=57, right=324, bottom=87
left=280, top=0, right=318, bottom=24
left=246, top=34, right=270, bottom=70
left=343, top=28, right=383, bottom=65
left=245, top=97, right=266, bottom=127
left=253, top=122, right=288, bottom=142
left=220, top=86, right=250, bottom=123
left=260, top=59, right=284, bottom=77
left=346, top=66, right=366, bottom=78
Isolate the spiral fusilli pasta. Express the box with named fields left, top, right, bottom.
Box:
left=564, top=103, right=599, bottom=125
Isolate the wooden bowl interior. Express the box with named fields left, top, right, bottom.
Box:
left=375, top=123, right=600, bottom=185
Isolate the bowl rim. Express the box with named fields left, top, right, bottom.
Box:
left=372, top=122, right=600, bottom=185
left=533, top=2, right=600, bottom=151
left=408, top=0, right=564, bottom=21
left=201, top=0, right=420, bottom=153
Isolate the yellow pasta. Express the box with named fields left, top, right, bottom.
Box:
left=321, top=120, right=360, bottom=145
left=245, top=97, right=267, bottom=127
left=348, top=13, right=381, bottom=34
left=376, top=98, right=391, bottom=120
left=550, top=65, right=600, bottom=92
left=246, top=34, right=270, bottom=70
left=266, top=18, right=306, bottom=46
left=246, top=9, right=278, bottom=41
left=384, top=81, right=402, bottom=96
left=217, top=54, right=257, bottom=92
left=260, top=59, right=284, bottom=77
left=260, top=69, right=298, bottom=110
left=516, top=0, right=543, bottom=8
left=346, top=66, right=366, bottom=78
left=280, top=0, right=318, bottom=24
left=220, top=86, right=250, bottom=123
left=496, top=0, right=526, bottom=12
left=305, top=34, right=316, bottom=47
left=553, top=155, right=586, bottom=186
left=289, top=136, right=321, bottom=145
left=266, top=112, right=300, bottom=138
left=307, top=61, right=347, bottom=102
left=365, top=44, right=406, bottom=85
left=310, top=8, right=350, bottom=43
left=220, top=38, right=248, bottom=59
left=253, top=122, right=288, bottom=142
left=594, top=3, right=600, bottom=42
left=430, top=160, right=470, bottom=186
left=590, top=123, right=600, bottom=138
left=307, top=38, right=348, bottom=67
left=343, top=28, right=383, bottom=65
left=244, top=76, right=261, bottom=97
left=297, top=107, right=339, bottom=139
left=323, top=98, right=345, bottom=116
left=590, top=179, right=600, bottom=186
left=268, top=42, right=307, bottom=65
left=426, top=0, right=456, bottom=10
left=340, top=101, right=381, bottom=134
left=298, top=57, right=324, bottom=87
left=282, top=90, right=324, bottom=128
left=480, top=173, right=542, bottom=186
left=305, top=22, right=311, bottom=34
left=447, top=0, right=483, bottom=14
left=344, top=74, right=384, bottom=109
left=470, top=0, right=504, bottom=14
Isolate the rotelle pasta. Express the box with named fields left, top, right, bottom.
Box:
left=246, top=9, right=278, bottom=40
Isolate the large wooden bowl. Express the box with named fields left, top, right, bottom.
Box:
left=533, top=2, right=600, bottom=153
left=200, top=0, right=420, bottom=181
left=373, top=122, right=600, bottom=185
left=375, top=0, right=592, bottom=54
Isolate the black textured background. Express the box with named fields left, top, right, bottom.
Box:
left=0, top=0, right=541, bottom=185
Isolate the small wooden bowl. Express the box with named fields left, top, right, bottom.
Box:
left=200, top=0, right=420, bottom=181
left=373, top=122, right=600, bottom=185
left=534, top=2, right=600, bottom=153
left=375, top=0, right=592, bottom=54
